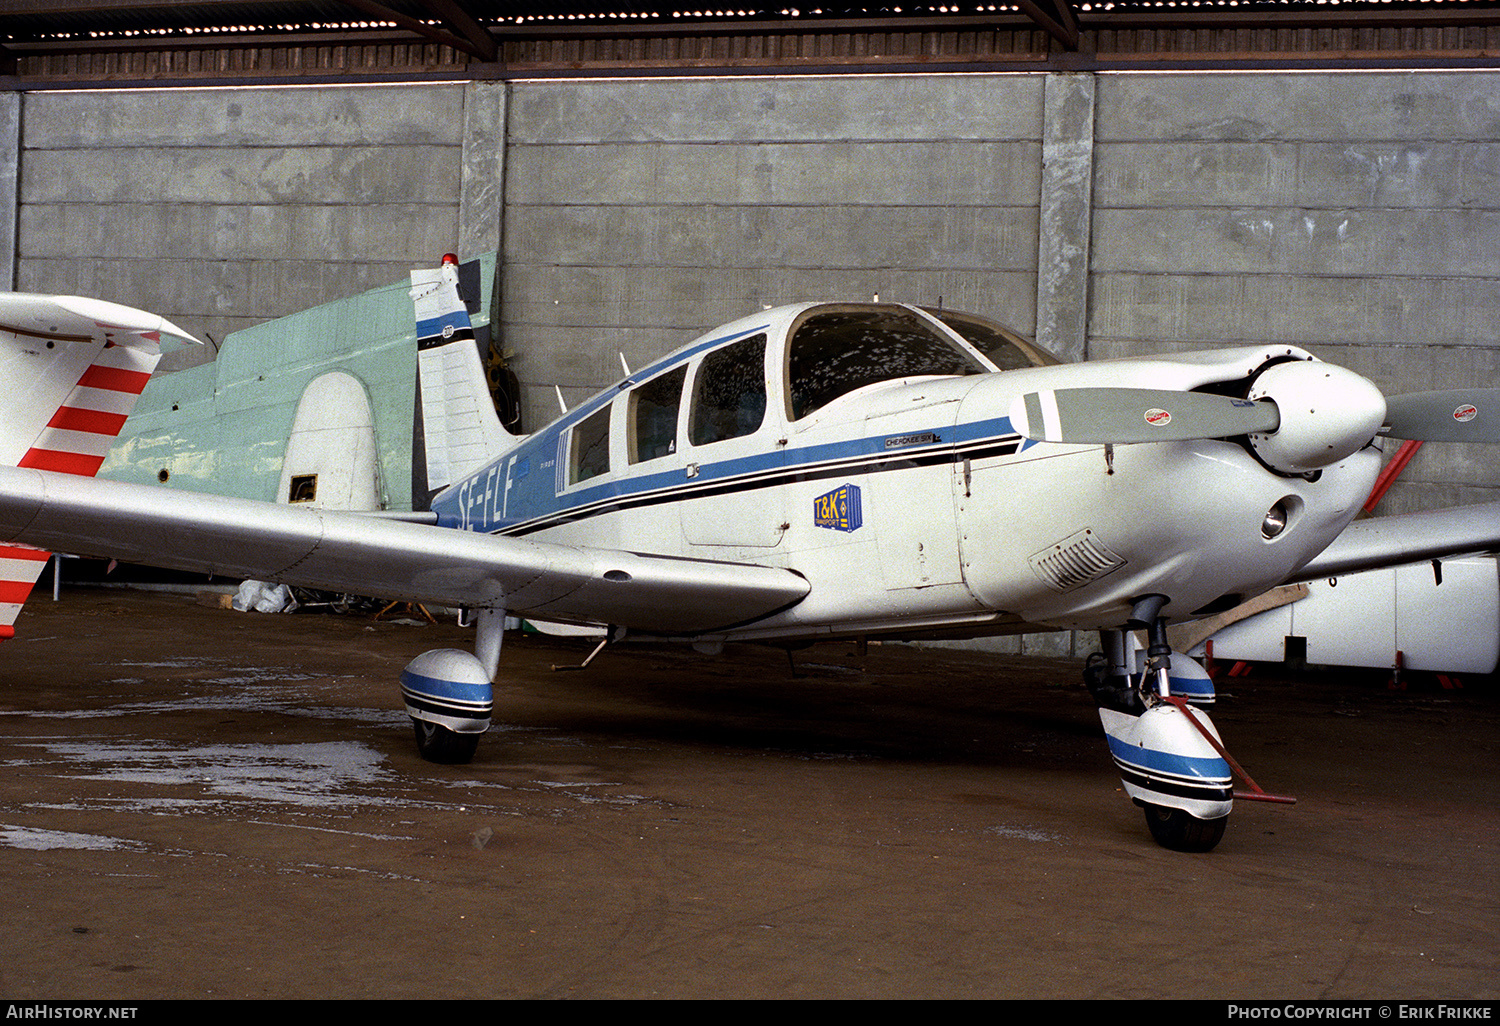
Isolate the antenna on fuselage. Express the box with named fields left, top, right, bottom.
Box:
left=554, top=385, right=569, bottom=414
left=619, top=352, right=631, bottom=377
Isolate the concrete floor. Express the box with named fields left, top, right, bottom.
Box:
left=0, top=589, right=1495, bottom=999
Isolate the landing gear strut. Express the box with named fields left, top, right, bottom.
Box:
left=1091, top=595, right=1234, bottom=852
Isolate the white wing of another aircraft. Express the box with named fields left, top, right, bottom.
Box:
left=0, top=291, right=203, bottom=637
left=3, top=274, right=1499, bottom=854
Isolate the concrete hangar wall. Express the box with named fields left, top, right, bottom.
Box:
left=1, top=71, right=1498, bottom=524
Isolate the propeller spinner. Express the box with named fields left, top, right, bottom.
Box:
left=1242, top=360, right=1386, bottom=474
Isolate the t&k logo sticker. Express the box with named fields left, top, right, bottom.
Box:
left=813, top=483, right=863, bottom=533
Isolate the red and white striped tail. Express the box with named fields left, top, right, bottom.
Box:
left=18, top=343, right=157, bottom=478
left=0, top=292, right=201, bottom=639
left=0, top=544, right=53, bottom=639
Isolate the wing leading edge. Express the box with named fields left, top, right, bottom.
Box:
left=0, top=466, right=808, bottom=635
left=1288, top=501, right=1500, bottom=583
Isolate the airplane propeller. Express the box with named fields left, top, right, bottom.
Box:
left=1009, top=359, right=1387, bottom=475
left=1007, top=387, right=1281, bottom=446
left=1011, top=366, right=1500, bottom=475
left=1381, top=389, right=1500, bottom=443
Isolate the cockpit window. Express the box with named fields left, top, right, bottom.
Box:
left=787, top=307, right=986, bottom=420
left=690, top=333, right=767, bottom=446
left=923, top=308, right=1061, bottom=370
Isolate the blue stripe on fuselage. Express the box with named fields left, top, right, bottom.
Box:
left=432, top=322, right=770, bottom=531
left=432, top=411, right=1019, bottom=537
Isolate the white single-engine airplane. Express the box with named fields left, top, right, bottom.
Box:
left=3, top=258, right=1499, bottom=852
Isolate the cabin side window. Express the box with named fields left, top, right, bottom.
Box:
left=689, top=333, right=767, bottom=446
left=568, top=404, right=611, bottom=485
left=629, top=365, right=687, bottom=464
left=786, top=308, right=986, bottom=420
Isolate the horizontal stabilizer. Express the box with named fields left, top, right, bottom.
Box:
left=0, top=292, right=203, bottom=350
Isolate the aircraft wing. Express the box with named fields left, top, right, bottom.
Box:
left=1286, top=501, right=1500, bottom=583
left=0, top=465, right=809, bottom=634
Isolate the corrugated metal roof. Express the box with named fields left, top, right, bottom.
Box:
left=5, top=0, right=1500, bottom=81
left=4, top=1, right=1498, bottom=43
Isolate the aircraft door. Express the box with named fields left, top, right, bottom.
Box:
left=278, top=371, right=381, bottom=511
left=677, top=333, right=787, bottom=549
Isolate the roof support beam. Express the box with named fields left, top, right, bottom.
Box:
left=1017, top=0, right=1080, bottom=50
left=416, top=0, right=498, bottom=62
left=336, top=0, right=497, bottom=61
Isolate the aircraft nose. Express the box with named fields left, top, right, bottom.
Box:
left=1246, top=361, right=1386, bottom=474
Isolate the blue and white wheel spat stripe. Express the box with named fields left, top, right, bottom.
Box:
left=1099, top=704, right=1233, bottom=821
left=401, top=648, right=493, bottom=734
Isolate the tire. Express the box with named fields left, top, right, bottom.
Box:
left=411, top=717, right=480, bottom=765
left=1142, top=804, right=1227, bottom=852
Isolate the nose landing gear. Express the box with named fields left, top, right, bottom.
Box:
left=1090, top=595, right=1234, bottom=852
left=1088, top=596, right=1296, bottom=850
left=1143, top=801, right=1227, bottom=852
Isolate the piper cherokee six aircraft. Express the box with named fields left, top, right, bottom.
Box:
left=3, top=258, right=1500, bottom=852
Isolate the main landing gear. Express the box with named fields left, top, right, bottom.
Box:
left=399, top=608, right=506, bottom=765
left=412, top=714, right=481, bottom=764
left=1087, top=595, right=1233, bottom=852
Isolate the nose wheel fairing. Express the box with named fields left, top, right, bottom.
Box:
left=401, top=647, right=493, bottom=764
left=1088, top=623, right=1234, bottom=851
left=1098, top=704, right=1234, bottom=823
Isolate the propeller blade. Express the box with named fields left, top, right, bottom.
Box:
left=1383, top=390, right=1500, bottom=443
left=1008, top=388, right=1281, bottom=444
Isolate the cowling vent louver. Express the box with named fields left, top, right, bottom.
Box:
left=1029, top=530, right=1125, bottom=591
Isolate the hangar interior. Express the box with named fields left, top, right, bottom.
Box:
left=3, top=2, right=1499, bottom=660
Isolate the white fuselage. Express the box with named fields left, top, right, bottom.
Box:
left=433, top=304, right=1380, bottom=642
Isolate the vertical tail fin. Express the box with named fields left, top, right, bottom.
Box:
left=0, top=292, right=201, bottom=637
left=409, top=255, right=514, bottom=507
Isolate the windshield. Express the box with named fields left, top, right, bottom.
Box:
left=786, top=307, right=987, bottom=420
left=922, top=308, right=1061, bottom=371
